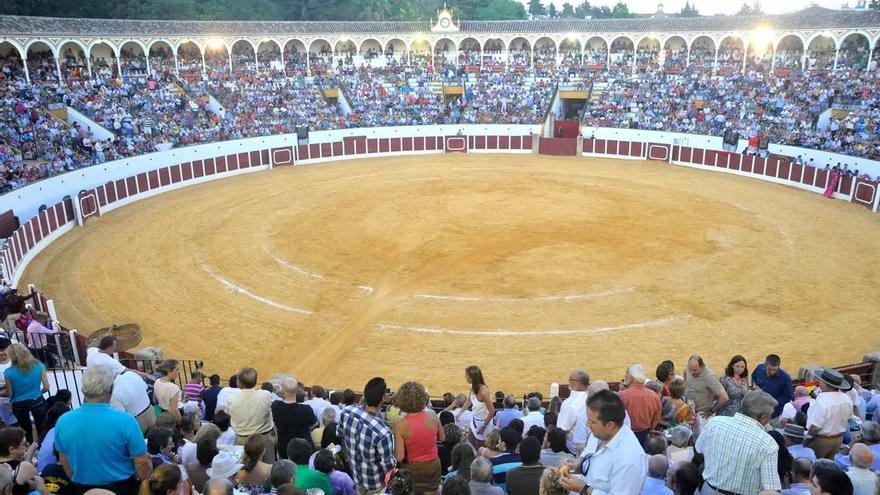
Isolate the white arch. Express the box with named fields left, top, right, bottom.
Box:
left=230, top=39, right=257, bottom=54
left=609, top=35, right=636, bottom=51
left=483, top=37, right=504, bottom=52
left=87, top=40, right=119, bottom=59
left=119, top=39, right=148, bottom=56
left=433, top=37, right=455, bottom=53
left=458, top=37, right=481, bottom=52
left=334, top=39, right=356, bottom=54
left=805, top=32, right=836, bottom=51
left=57, top=38, right=88, bottom=58
left=147, top=39, right=174, bottom=54
left=662, top=35, right=689, bottom=51
left=774, top=32, right=806, bottom=51
left=839, top=31, right=871, bottom=48
left=307, top=38, right=332, bottom=53
left=358, top=38, right=381, bottom=54
left=175, top=39, right=205, bottom=53
left=584, top=36, right=610, bottom=51
left=635, top=34, right=661, bottom=48
left=0, top=39, right=26, bottom=60
left=408, top=39, right=431, bottom=52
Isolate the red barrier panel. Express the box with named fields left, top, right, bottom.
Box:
left=728, top=153, right=741, bottom=170
left=215, top=156, right=227, bottom=173
left=606, top=140, right=618, bottom=155
left=839, top=175, right=853, bottom=195
left=790, top=163, right=802, bottom=182
left=445, top=136, right=467, bottom=153
left=238, top=152, right=250, bottom=168
left=402, top=137, right=413, bottom=152
left=136, top=173, right=148, bottom=192
left=320, top=143, right=332, bottom=157
left=426, top=136, right=437, bottom=150
left=379, top=139, right=390, bottom=153
left=522, top=136, right=533, bottom=149
left=487, top=136, right=498, bottom=149
left=778, top=160, right=790, bottom=180
left=192, top=161, right=204, bottom=179
left=148, top=170, right=160, bottom=188
left=704, top=150, right=717, bottom=166
left=647, top=144, right=670, bottom=161
left=816, top=169, right=828, bottom=188
left=511, top=136, right=522, bottom=150
left=765, top=158, right=778, bottom=178
left=595, top=139, right=606, bottom=154
left=539, top=137, right=578, bottom=156
left=414, top=137, right=425, bottom=151
left=583, top=138, right=594, bottom=154
left=629, top=142, right=642, bottom=157
left=680, top=147, right=692, bottom=162
left=499, top=136, right=510, bottom=150
left=272, top=147, right=294, bottom=165
left=753, top=157, right=765, bottom=175
left=227, top=154, right=239, bottom=171
left=853, top=178, right=878, bottom=208
left=692, top=148, right=704, bottom=165
left=332, top=142, right=343, bottom=156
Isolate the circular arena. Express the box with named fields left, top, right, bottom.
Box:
left=1, top=6, right=880, bottom=394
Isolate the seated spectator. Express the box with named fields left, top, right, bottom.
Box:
left=286, top=438, right=333, bottom=494
left=141, top=463, right=182, bottom=495
left=206, top=451, right=243, bottom=482
left=779, top=386, right=811, bottom=426
left=311, top=408, right=336, bottom=449
left=781, top=456, right=813, bottom=495
left=489, top=427, right=522, bottom=491
left=495, top=396, right=523, bottom=429
left=234, top=434, right=271, bottom=494
left=203, top=476, right=235, bottom=495
left=521, top=397, right=544, bottom=438
left=843, top=443, right=875, bottom=494
left=780, top=424, right=817, bottom=461
left=444, top=443, right=475, bottom=479
left=440, top=474, right=469, bottom=495
left=37, top=402, right=69, bottom=471
left=184, top=436, right=218, bottom=493
left=313, top=449, right=355, bottom=495
left=505, top=437, right=543, bottom=495
left=667, top=425, right=694, bottom=464
left=836, top=422, right=880, bottom=472
left=438, top=423, right=461, bottom=475
left=269, top=459, right=296, bottom=490
left=539, top=467, right=566, bottom=495
left=669, top=461, right=702, bottom=495
left=153, top=360, right=181, bottom=420
left=146, top=427, right=175, bottom=467
left=213, top=410, right=235, bottom=446
left=645, top=435, right=668, bottom=456
left=478, top=430, right=503, bottom=459
left=540, top=427, right=574, bottom=468
left=811, top=465, right=854, bottom=495
left=642, top=454, right=672, bottom=495
left=468, top=457, right=503, bottom=495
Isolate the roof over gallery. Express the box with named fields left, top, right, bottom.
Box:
left=0, top=6, right=879, bottom=38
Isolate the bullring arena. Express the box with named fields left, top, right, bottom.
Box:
left=13, top=138, right=880, bottom=394
left=2, top=6, right=880, bottom=396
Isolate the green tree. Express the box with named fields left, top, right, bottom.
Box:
left=527, top=0, right=546, bottom=17
left=610, top=1, right=633, bottom=18
left=573, top=0, right=590, bottom=17
left=547, top=3, right=557, bottom=17
left=473, top=0, right=526, bottom=20
left=560, top=2, right=575, bottom=17
left=679, top=1, right=698, bottom=16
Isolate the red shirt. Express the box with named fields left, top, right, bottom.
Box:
left=619, top=383, right=662, bottom=433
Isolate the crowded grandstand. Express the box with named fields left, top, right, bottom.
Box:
left=0, top=2, right=879, bottom=495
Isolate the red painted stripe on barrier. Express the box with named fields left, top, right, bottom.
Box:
left=728, top=154, right=741, bottom=170
left=261, top=149, right=270, bottom=165
left=424, top=136, right=435, bottom=150
left=679, top=147, right=691, bottom=162
left=473, top=136, right=484, bottom=149
left=148, top=170, right=160, bottom=189
left=389, top=138, right=400, bottom=152
left=250, top=150, right=260, bottom=167
left=791, top=163, right=803, bottom=182
left=753, top=157, right=766, bottom=175
left=135, top=173, right=148, bottom=193
left=47, top=206, right=58, bottom=231
left=318, top=143, right=330, bottom=157
left=331, top=142, right=342, bottom=156
left=608, top=140, right=620, bottom=155
left=214, top=156, right=227, bottom=173
left=169, top=166, right=181, bottom=185
left=367, top=139, right=378, bottom=153
left=203, top=159, right=215, bottom=176
left=522, top=135, right=533, bottom=149
left=631, top=142, right=643, bottom=157
left=486, top=136, right=497, bottom=149
left=778, top=161, right=790, bottom=180
left=499, top=136, right=510, bottom=150
left=125, top=176, right=137, bottom=195
left=180, top=163, right=193, bottom=181
left=839, top=175, right=853, bottom=194
left=705, top=150, right=717, bottom=166
left=765, top=158, right=778, bottom=178
left=96, top=185, right=107, bottom=206
left=227, top=154, right=239, bottom=171
left=24, top=222, right=34, bottom=251
left=38, top=212, right=48, bottom=238
left=379, top=139, right=390, bottom=153
left=190, top=161, right=202, bottom=178
left=414, top=136, right=425, bottom=151
left=400, top=137, right=411, bottom=151
left=692, top=148, right=704, bottom=165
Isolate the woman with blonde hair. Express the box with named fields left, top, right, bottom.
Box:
left=153, top=360, right=181, bottom=420
left=539, top=468, right=567, bottom=495
left=234, top=434, right=272, bottom=494
left=393, top=381, right=444, bottom=494
left=3, top=343, right=49, bottom=442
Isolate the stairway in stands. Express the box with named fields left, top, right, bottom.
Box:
left=589, top=82, right=609, bottom=107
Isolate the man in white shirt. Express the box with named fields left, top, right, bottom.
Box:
left=558, top=368, right=590, bottom=455
left=521, top=397, right=544, bottom=438
left=559, top=389, right=647, bottom=495
left=806, top=368, right=854, bottom=459
left=110, top=370, right=155, bottom=433
left=304, top=384, right=331, bottom=420
left=86, top=336, right=153, bottom=381
left=215, top=373, right=241, bottom=412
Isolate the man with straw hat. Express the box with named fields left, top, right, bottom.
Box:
left=806, top=368, right=854, bottom=459
left=777, top=423, right=817, bottom=461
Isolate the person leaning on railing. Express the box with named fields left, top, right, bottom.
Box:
left=85, top=336, right=155, bottom=383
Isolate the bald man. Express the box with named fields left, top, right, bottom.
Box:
left=642, top=454, right=673, bottom=495
left=845, top=443, right=876, bottom=495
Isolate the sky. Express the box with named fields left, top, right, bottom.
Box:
left=529, top=0, right=860, bottom=15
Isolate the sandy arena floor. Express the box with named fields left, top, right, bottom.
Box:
left=21, top=154, right=880, bottom=395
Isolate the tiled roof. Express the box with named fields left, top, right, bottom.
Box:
left=0, top=7, right=878, bottom=38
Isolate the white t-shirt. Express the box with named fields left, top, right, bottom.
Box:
left=218, top=428, right=236, bottom=446
left=86, top=348, right=126, bottom=375
left=216, top=387, right=242, bottom=412
left=305, top=397, right=332, bottom=420
left=179, top=438, right=197, bottom=466
left=558, top=390, right=589, bottom=451
left=110, top=370, right=150, bottom=416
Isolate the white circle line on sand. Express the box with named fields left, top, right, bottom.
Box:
left=200, top=263, right=313, bottom=315
left=261, top=244, right=325, bottom=280
left=371, top=315, right=692, bottom=336
left=410, top=288, right=633, bottom=302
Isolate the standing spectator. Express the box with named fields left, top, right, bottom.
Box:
left=807, top=369, right=854, bottom=460
left=521, top=397, right=544, bottom=437
left=4, top=343, right=49, bottom=443
left=153, top=360, right=181, bottom=420
left=685, top=355, right=729, bottom=423
left=272, top=377, right=317, bottom=460
left=25, top=312, right=63, bottom=367
left=667, top=379, right=695, bottom=429
left=201, top=374, right=222, bottom=421
left=463, top=366, right=496, bottom=447
left=54, top=366, right=152, bottom=494
left=619, top=364, right=662, bottom=446
left=393, top=381, right=443, bottom=493
left=468, top=457, right=503, bottom=495
left=642, top=454, right=673, bottom=495
left=655, top=361, right=676, bottom=397
left=227, top=368, right=276, bottom=463
left=110, top=370, right=155, bottom=434
left=215, top=374, right=240, bottom=413
left=696, top=390, right=782, bottom=494
left=752, top=354, right=794, bottom=420
left=85, top=336, right=152, bottom=382
left=304, top=385, right=331, bottom=420
left=182, top=371, right=204, bottom=404
left=780, top=424, right=817, bottom=461
left=314, top=448, right=356, bottom=495
left=505, top=437, right=544, bottom=495
left=557, top=369, right=590, bottom=454
left=338, top=377, right=395, bottom=494
left=559, top=390, right=647, bottom=495
left=717, top=355, right=750, bottom=417
left=495, top=396, right=523, bottom=429
left=0, top=337, right=19, bottom=428
left=37, top=403, right=69, bottom=470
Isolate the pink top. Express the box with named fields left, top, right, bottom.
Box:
left=403, top=411, right=439, bottom=463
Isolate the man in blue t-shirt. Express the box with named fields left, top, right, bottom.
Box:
left=54, top=366, right=152, bottom=495
left=752, top=354, right=793, bottom=419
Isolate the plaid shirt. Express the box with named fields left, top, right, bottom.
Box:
left=338, top=405, right=396, bottom=490
left=696, top=412, right=781, bottom=494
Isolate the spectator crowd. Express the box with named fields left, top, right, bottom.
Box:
left=0, top=325, right=876, bottom=495
left=1, top=57, right=879, bottom=193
